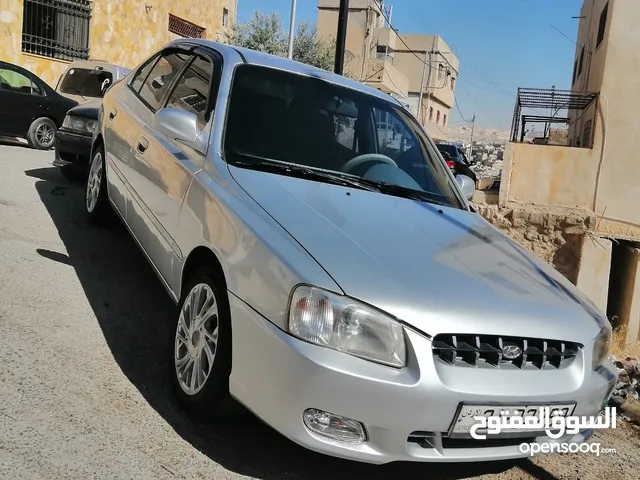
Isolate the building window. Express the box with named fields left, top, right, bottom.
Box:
left=577, top=46, right=585, bottom=76
left=450, top=77, right=455, bottom=90
left=438, top=64, right=444, bottom=80
left=168, top=13, right=206, bottom=39
left=429, top=107, right=434, bottom=121
left=436, top=110, right=441, bottom=124
left=222, top=8, right=229, bottom=27
left=21, top=0, right=92, bottom=61
left=572, top=59, right=578, bottom=84
left=582, top=119, right=593, bottom=148
left=443, top=114, right=447, bottom=126
left=596, top=2, right=609, bottom=48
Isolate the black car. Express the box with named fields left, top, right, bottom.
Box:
left=53, top=101, right=100, bottom=177
left=0, top=61, right=77, bottom=149
left=435, top=142, right=478, bottom=184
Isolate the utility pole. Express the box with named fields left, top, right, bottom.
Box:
left=417, top=49, right=428, bottom=125
left=287, top=0, right=297, bottom=59
left=334, top=0, right=350, bottom=74
left=424, top=35, right=437, bottom=127
left=469, top=114, right=476, bottom=159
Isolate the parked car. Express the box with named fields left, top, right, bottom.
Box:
left=435, top=142, right=478, bottom=183
left=85, top=39, right=616, bottom=465
left=55, top=60, right=130, bottom=103
left=0, top=61, right=77, bottom=149
left=53, top=62, right=129, bottom=176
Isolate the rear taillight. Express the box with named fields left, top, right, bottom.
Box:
left=445, top=160, right=455, bottom=169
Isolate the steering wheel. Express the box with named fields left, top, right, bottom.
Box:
left=341, top=153, right=398, bottom=174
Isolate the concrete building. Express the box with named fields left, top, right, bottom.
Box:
left=317, top=0, right=459, bottom=141
left=498, top=0, right=640, bottom=343
left=0, top=0, right=236, bottom=87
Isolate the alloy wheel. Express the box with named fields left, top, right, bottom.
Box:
left=86, top=152, right=102, bottom=213
left=174, top=283, right=219, bottom=396
left=35, top=123, right=54, bottom=148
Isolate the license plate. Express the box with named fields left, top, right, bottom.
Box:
left=450, top=403, right=576, bottom=438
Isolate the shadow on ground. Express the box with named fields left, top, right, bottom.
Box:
left=24, top=165, right=557, bottom=480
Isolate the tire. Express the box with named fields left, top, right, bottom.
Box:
left=27, top=117, right=56, bottom=150
left=169, top=267, right=236, bottom=421
left=85, top=144, right=110, bottom=225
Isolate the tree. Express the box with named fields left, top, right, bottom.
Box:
left=228, top=11, right=340, bottom=73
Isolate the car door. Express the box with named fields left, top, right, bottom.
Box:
left=104, top=48, right=191, bottom=221
left=0, top=63, right=46, bottom=136
left=128, top=48, right=219, bottom=285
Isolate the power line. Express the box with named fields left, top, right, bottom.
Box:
left=517, top=0, right=577, bottom=45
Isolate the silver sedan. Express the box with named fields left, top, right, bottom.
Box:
left=84, top=38, right=617, bottom=464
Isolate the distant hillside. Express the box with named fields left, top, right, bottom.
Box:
left=448, top=126, right=510, bottom=143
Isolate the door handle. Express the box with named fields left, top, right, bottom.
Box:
left=137, top=137, right=149, bottom=153
left=108, top=108, right=117, bottom=120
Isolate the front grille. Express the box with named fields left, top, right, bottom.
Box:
left=432, top=334, right=581, bottom=370
left=407, top=431, right=535, bottom=450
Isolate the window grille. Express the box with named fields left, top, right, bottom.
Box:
left=22, top=0, right=92, bottom=61
left=168, top=14, right=206, bottom=39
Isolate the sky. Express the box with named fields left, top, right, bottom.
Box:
left=236, top=0, right=584, bottom=132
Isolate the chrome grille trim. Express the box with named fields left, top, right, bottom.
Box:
left=432, top=334, right=582, bottom=370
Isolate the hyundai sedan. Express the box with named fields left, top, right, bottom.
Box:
left=84, top=39, right=617, bottom=464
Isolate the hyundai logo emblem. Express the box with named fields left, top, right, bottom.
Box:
left=502, top=343, right=522, bottom=360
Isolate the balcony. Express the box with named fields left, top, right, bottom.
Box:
left=362, top=58, right=409, bottom=99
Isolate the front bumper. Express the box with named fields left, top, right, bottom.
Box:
left=228, top=295, right=617, bottom=464
left=54, top=128, right=92, bottom=167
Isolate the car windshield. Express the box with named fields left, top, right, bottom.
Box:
left=58, top=68, right=113, bottom=98
left=224, top=65, right=463, bottom=209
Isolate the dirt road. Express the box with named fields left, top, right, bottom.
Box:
left=0, top=144, right=638, bottom=479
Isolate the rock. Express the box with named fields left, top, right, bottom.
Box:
left=618, top=370, right=630, bottom=385
left=623, top=358, right=638, bottom=377
left=609, top=395, right=625, bottom=408
left=621, top=397, right=640, bottom=423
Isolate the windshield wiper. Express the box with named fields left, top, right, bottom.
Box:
left=231, top=156, right=380, bottom=193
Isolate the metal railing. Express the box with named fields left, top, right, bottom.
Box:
left=21, top=0, right=92, bottom=61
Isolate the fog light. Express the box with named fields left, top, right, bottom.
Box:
left=303, top=408, right=367, bottom=444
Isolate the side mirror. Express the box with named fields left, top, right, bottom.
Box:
left=456, top=174, right=476, bottom=201
left=151, top=107, right=205, bottom=154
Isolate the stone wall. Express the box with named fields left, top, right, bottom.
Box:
left=1, top=0, right=235, bottom=87
left=473, top=203, right=595, bottom=284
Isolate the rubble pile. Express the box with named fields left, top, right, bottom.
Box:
left=609, top=355, right=640, bottom=422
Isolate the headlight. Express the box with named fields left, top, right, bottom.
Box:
left=62, top=115, right=97, bottom=133
left=287, top=285, right=406, bottom=367
left=592, top=323, right=612, bottom=368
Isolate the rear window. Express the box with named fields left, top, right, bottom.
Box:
left=436, top=144, right=458, bottom=157
left=58, top=68, right=113, bottom=98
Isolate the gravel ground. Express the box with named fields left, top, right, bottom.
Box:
left=0, top=143, right=639, bottom=480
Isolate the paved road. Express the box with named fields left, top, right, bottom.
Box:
left=0, top=144, right=638, bottom=480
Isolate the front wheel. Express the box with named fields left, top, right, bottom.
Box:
left=169, top=268, right=235, bottom=420
left=85, top=146, right=110, bottom=225
left=27, top=117, right=56, bottom=150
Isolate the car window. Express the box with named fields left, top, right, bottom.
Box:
left=130, top=55, right=160, bottom=93
left=138, top=52, right=190, bottom=111
left=0, top=68, right=41, bottom=95
left=59, top=68, right=113, bottom=98
left=165, top=55, right=213, bottom=130
left=224, top=64, right=463, bottom=209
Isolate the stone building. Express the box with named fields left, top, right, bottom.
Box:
left=497, top=0, right=640, bottom=344
left=316, top=0, right=459, bottom=142
left=0, top=0, right=236, bottom=87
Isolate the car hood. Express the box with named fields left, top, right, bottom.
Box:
left=66, top=101, right=101, bottom=120
left=230, top=167, right=607, bottom=344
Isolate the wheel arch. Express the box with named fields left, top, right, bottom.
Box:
left=180, top=246, right=228, bottom=298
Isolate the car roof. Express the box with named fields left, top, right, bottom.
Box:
left=166, top=38, right=403, bottom=107
left=64, top=60, right=130, bottom=77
